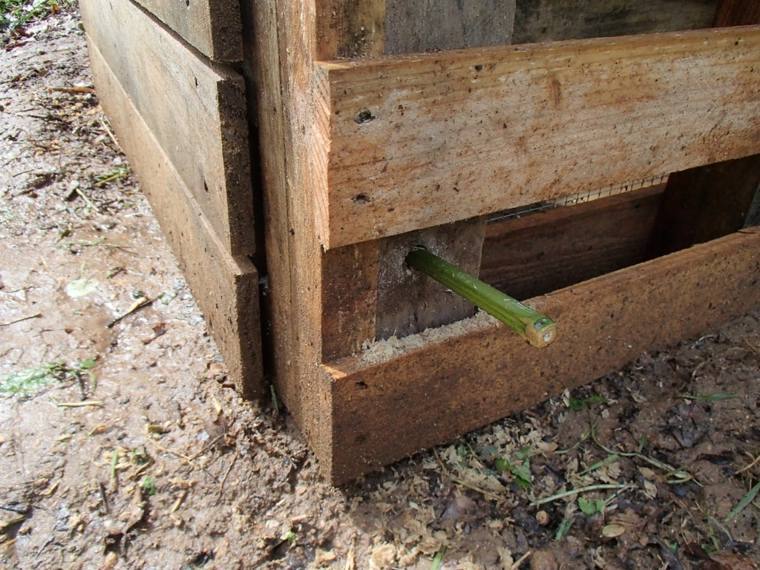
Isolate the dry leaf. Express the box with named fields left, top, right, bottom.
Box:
left=602, top=524, right=626, bottom=538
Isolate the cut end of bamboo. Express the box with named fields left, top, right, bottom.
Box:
left=524, top=316, right=558, bottom=348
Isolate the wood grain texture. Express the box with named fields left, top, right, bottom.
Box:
left=651, top=155, right=760, bottom=255
left=132, top=0, right=243, bottom=61
left=87, top=36, right=263, bottom=398
left=384, top=0, right=516, bottom=54
left=322, top=242, right=380, bottom=360
left=320, top=1, right=517, bottom=358
left=481, top=185, right=664, bottom=300
left=513, top=0, right=718, bottom=44
left=648, top=3, right=760, bottom=256
left=325, top=229, right=760, bottom=483
left=320, top=26, right=760, bottom=248
left=374, top=220, right=485, bottom=339
left=315, top=1, right=516, bottom=58
left=247, top=0, right=334, bottom=455
left=316, top=0, right=386, bottom=59
left=81, top=0, right=255, bottom=255
left=715, top=0, right=760, bottom=26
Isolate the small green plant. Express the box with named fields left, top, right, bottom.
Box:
left=431, top=547, right=446, bottom=570
left=140, top=476, right=157, bottom=496
left=0, top=362, right=65, bottom=396
left=0, top=0, right=73, bottom=34
left=555, top=517, right=574, bottom=541
left=0, top=357, right=97, bottom=397
left=568, top=393, right=607, bottom=411
left=94, top=166, right=129, bottom=187
left=578, top=496, right=606, bottom=516
left=495, top=447, right=533, bottom=490
left=682, top=392, right=737, bottom=403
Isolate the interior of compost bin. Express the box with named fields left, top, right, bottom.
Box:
left=478, top=167, right=757, bottom=302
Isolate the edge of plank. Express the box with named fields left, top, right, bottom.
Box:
left=87, top=35, right=264, bottom=399
left=323, top=228, right=760, bottom=482
left=318, top=25, right=760, bottom=248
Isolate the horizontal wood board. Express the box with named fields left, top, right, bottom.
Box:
left=320, top=26, right=760, bottom=248
left=324, top=229, right=760, bottom=482
left=480, top=184, right=664, bottom=299
left=132, top=0, right=243, bottom=62
left=513, top=0, right=719, bottom=44
left=81, top=0, right=255, bottom=255
left=87, top=36, right=264, bottom=398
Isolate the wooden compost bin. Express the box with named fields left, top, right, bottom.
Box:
left=81, top=0, right=760, bottom=483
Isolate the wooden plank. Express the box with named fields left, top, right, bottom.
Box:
left=322, top=242, right=380, bottom=360
left=132, top=0, right=243, bottom=62
left=325, top=228, right=760, bottom=483
left=715, top=0, right=760, bottom=26
left=246, top=0, right=334, bottom=453
left=81, top=0, right=255, bottom=256
left=315, top=0, right=386, bottom=59
left=384, top=1, right=516, bottom=54
left=746, top=184, right=760, bottom=227
left=513, top=0, right=718, bottom=44
left=650, top=155, right=760, bottom=256
left=87, top=36, right=263, bottom=398
left=481, top=184, right=664, bottom=300
left=321, top=2, right=516, bottom=358
left=319, top=26, right=760, bottom=248
left=649, top=3, right=760, bottom=257
left=316, top=0, right=517, bottom=58
left=374, top=220, right=485, bottom=339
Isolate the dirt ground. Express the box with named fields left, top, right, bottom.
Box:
left=1, top=8, right=759, bottom=570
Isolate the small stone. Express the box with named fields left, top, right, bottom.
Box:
left=102, top=552, right=118, bottom=570
left=530, top=549, right=558, bottom=570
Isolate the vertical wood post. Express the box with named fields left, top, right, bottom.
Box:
left=650, top=2, right=760, bottom=256
left=321, top=1, right=517, bottom=359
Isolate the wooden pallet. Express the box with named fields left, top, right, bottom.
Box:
left=84, top=0, right=760, bottom=482
left=81, top=0, right=263, bottom=398
left=249, top=0, right=760, bottom=483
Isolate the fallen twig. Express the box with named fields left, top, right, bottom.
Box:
left=510, top=550, right=532, bottom=569
left=49, top=85, right=95, bottom=94
left=75, top=186, right=100, bottom=212
left=531, top=484, right=632, bottom=507
left=0, top=312, right=42, bottom=327
left=592, top=432, right=695, bottom=485
left=57, top=400, right=104, bottom=408
left=736, top=453, right=760, bottom=475
left=99, top=118, right=120, bottom=149
left=219, top=450, right=239, bottom=495
left=107, top=296, right=154, bottom=328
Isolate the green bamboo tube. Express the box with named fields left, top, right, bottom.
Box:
left=405, top=247, right=557, bottom=348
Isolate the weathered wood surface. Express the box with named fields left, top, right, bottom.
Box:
left=715, top=0, right=760, bottom=26
left=315, top=0, right=516, bottom=59
left=87, top=37, right=263, bottom=398
left=81, top=0, right=255, bottom=255
left=384, top=0, right=516, bottom=54
left=481, top=185, right=664, bottom=300
left=651, top=155, right=760, bottom=256
left=133, top=0, right=243, bottom=62
left=513, top=0, right=718, bottom=44
left=320, top=26, right=760, bottom=248
left=248, top=0, right=334, bottom=452
left=649, top=3, right=760, bottom=256
left=325, top=229, right=760, bottom=483
left=320, top=1, right=516, bottom=359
